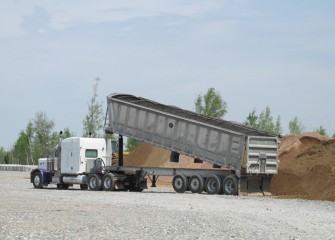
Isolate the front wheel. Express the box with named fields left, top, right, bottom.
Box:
left=32, top=172, right=43, bottom=189
left=88, top=174, right=102, bottom=191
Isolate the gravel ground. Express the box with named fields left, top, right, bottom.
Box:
left=0, top=171, right=334, bottom=240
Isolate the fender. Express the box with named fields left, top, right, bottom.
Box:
left=30, top=168, right=52, bottom=185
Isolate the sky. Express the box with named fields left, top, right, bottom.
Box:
left=0, top=0, right=334, bottom=149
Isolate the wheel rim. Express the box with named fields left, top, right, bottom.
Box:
left=207, top=178, right=217, bottom=192
left=104, top=177, right=111, bottom=189
left=190, top=178, right=200, bottom=190
left=34, top=175, right=40, bottom=186
left=90, top=177, right=97, bottom=189
left=174, top=177, right=183, bottom=190
left=225, top=179, right=235, bottom=194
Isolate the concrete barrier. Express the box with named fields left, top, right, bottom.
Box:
left=0, top=164, right=36, bottom=172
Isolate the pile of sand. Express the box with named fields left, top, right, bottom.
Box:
left=271, top=133, right=335, bottom=201
left=125, top=133, right=335, bottom=201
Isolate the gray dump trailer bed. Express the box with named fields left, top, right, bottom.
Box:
left=105, top=94, right=278, bottom=176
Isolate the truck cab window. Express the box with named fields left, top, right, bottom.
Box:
left=85, top=149, right=98, bottom=158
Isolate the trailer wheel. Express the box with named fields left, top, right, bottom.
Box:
left=205, top=174, right=222, bottom=195
left=189, top=174, right=204, bottom=194
left=102, top=173, right=115, bottom=191
left=88, top=174, right=102, bottom=191
left=172, top=174, right=188, bottom=193
left=32, top=172, right=43, bottom=189
left=223, top=174, right=238, bottom=195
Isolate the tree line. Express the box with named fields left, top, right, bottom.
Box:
left=195, top=88, right=333, bottom=137
left=0, top=78, right=106, bottom=165
left=0, top=86, right=333, bottom=165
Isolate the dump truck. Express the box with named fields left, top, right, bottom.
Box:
left=31, top=93, right=279, bottom=195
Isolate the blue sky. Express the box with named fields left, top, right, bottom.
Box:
left=1, top=0, right=334, bottom=149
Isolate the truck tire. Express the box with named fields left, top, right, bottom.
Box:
left=223, top=174, right=238, bottom=195
left=204, top=174, right=222, bottom=195
left=189, top=174, right=204, bottom=194
left=102, top=173, right=115, bottom=191
left=172, top=174, right=188, bottom=193
left=32, top=172, right=43, bottom=189
left=88, top=174, right=102, bottom=191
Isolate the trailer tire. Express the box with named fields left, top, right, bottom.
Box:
left=223, top=174, right=238, bottom=195
left=88, top=174, right=102, bottom=191
left=189, top=174, right=204, bottom=194
left=32, top=172, right=43, bottom=189
left=172, top=174, right=188, bottom=193
left=204, top=174, right=222, bottom=195
left=102, top=173, right=115, bottom=191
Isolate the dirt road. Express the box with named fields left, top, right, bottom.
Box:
left=1, top=171, right=334, bottom=240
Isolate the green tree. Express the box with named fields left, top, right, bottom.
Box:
left=0, top=147, right=6, bottom=164
left=10, top=112, right=73, bottom=165
left=83, top=77, right=104, bottom=137
left=63, top=127, right=74, bottom=138
left=332, top=133, right=335, bottom=138
left=288, top=117, right=305, bottom=134
left=126, top=138, right=140, bottom=152
left=243, top=106, right=281, bottom=135
left=315, top=126, right=327, bottom=136
left=258, top=106, right=275, bottom=133
left=12, top=131, right=30, bottom=165
left=33, top=112, right=55, bottom=158
left=243, top=109, right=258, bottom=128
left=274, top=116, right=282, bottom=135
left=11, top=121, right=35, bottom=165
left=195, top=88, right=227, bottom=119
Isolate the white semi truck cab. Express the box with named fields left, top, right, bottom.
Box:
left=31, top=136, right=112, bottom=190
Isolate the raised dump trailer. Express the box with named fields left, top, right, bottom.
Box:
left=105, top=93, right=279, bottom=195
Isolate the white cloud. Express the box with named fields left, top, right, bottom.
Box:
left=0, top=0, right=232, bottom=37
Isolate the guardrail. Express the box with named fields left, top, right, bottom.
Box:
left=0, top=164, right=36, bottom=172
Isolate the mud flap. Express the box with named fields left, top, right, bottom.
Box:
left=238, top=176, right=272, bottom=196
left=238, top=177, right=248, bottom=196
left=261, top=176, right=272, bottom=196
left=247, top=178, right=264, bottom=196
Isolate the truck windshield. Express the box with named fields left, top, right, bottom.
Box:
left=85, top=149, right=98, bottom=158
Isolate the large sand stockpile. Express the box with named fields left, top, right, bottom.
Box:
left=125, top=133, right=335, bottom=201
left=271, top=133, right=335, bottom=201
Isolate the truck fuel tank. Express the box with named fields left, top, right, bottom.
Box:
left=62, top=175, right=88, bottom=185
